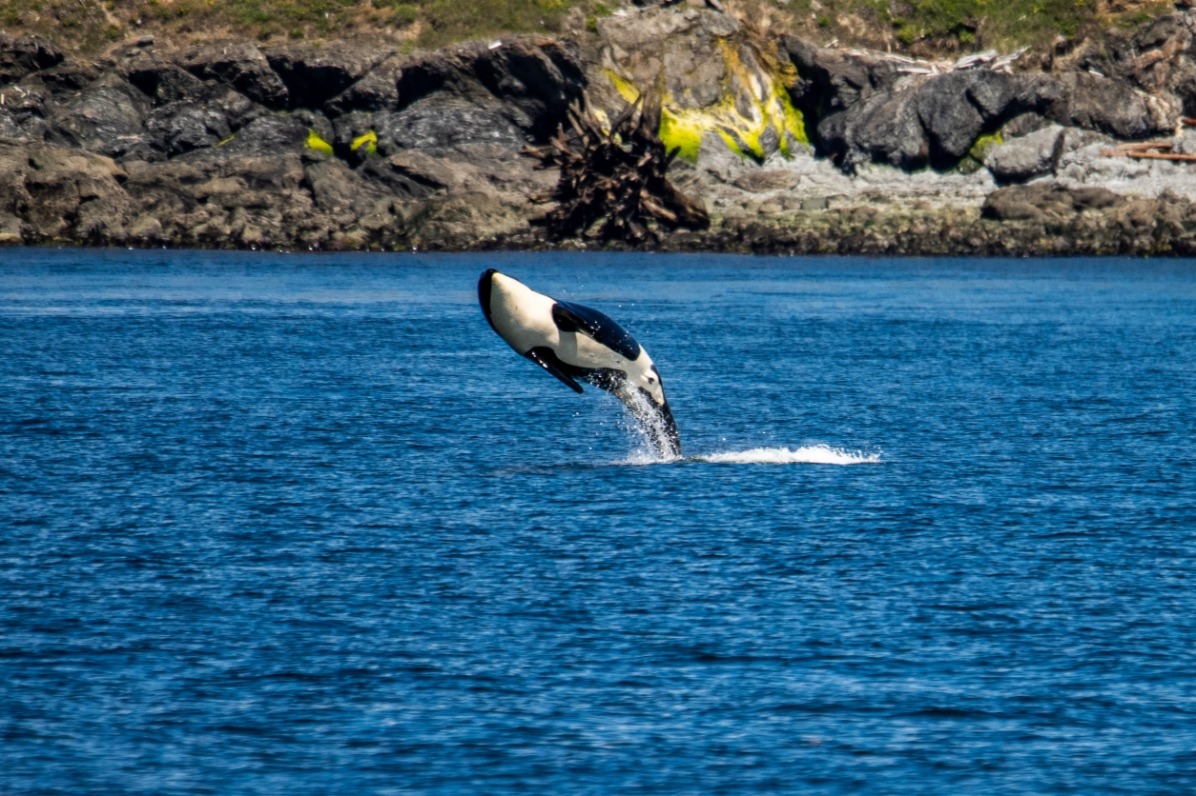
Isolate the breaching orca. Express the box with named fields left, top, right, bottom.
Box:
left=478, top=269, right=681, bottom=458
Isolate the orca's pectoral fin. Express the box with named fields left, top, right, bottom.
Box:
left=527, top=348, right=584, bottom=394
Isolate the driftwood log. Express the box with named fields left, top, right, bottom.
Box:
left=524, top=92, right=709, bottom=244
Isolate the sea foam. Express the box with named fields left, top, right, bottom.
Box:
left=618, top=444, right=880, bottom=466
left=698, top=445, right=880, bottom=465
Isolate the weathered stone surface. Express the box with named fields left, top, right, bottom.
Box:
left=126, top=59, right=211, bottom=105
left=1051, top=72, right=1175, bottom=140
left=985, top=124, right=1065, bottom=184
left=177, top=41, right=289, bottom=108
left=783, top=35, right=905, bottom=113
left=373, top=98, right=526, bottom=156
left=144, top=102, right=234, bottom=157
left=45, top=73, right=153, bottom=160
left=2, top=10, right=1196, bottom=255
left=265, top=42, right=394, bottom=110
left=1061, top=13, right=1196, bottom=116
left=325, top=55, right=403, bottom=115
left=787, top=26, right=1178, bottom=172
left=981, top=182, right=1124, bottom=222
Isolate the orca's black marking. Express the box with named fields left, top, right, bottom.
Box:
left=526, top=347, right=628, bottom=395
left=552, top=301, right=642, bottom=361
left=478, top=269, right=498, bottom=334
left=527, top=348, right=583, bottom=394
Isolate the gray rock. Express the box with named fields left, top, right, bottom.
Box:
left=145, top=102, right=233, bottom=156
left=471, top=39, right=584, bottom=141
left=325, top=55, right=402, bottom=115
left=783, top=35, right=904, bottom=113
left=1051, top=72, right=1175, bottom=140
left=45, top=73, right=153, bottom=160
left=820, top=89, right=929, bottom=171
left=215, top=113, right=309, bottom=154
left=126, top=59, right=210, bottom=105
left=265, top=42, right=394, bottom=110
left=981, top=181, right=1123, bottom=222
left=178, top=41, right=289, bottom=108
left=985, top=124, right=1065, bottom=184
left=374, top=98, right=526, bottom=156
left=917, top=72, right=987, bottom=165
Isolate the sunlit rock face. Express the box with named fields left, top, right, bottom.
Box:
left=593, top=7, right=808, bottom=165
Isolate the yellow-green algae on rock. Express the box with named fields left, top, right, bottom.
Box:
left=306, top=129, right=335, bottom=155
left=352, top=131, right=379, bottom=156
left=606, top=41, right=807, bottom=164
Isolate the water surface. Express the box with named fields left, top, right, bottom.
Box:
left=2, top=250, right=1195, bottom=794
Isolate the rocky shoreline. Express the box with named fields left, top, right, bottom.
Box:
left=5, top=7, right=1196, bottom=255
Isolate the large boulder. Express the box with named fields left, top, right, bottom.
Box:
left=984, top=124, right=1065, bottom=184
left=1049, top=72, right=1175, bottom=140
left=818, top=89, right=928, bottom=170
left=45, top=73, right=154, bottom=160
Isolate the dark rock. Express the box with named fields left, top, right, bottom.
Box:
left=393, top=37, right=583, bottom=142
left=144, top=102, right=233, bottom=157
left=1001, top=112, right=1054, bottom=139
left=206, top=113, right=309, bottom=154
left=916, top=72, right=987, bottom=166
left=1063, top=13, right=1196, bottom=116
left=1050, top=72, right=1175, bottom=139
left=981, top=182, right=1124, bottom=222
left=45, top=73, right=153, bottom=160
left=373, top=98, right=526, bottom=156
left=178, top=41, right=289, bottom=108
left=0, top=84, right=46, bottom=142
left=783, top=35, right=903, bottom=114
left=265, top=43, right=394, bottom=110
left=325, top=55, right=402, bottom=115
left=0, top=34, right=63, bottom=86
left=789, top=36, right=1066, bottom=170
left=360, top=153, right=447, bottom=198
left=127, top=59, right=211, bottom=105
left=303, top=157, right=389, bottom=214
left=395, top=53, right=469, bottom=111
left=818, top=90, right=929, bottom=171
left=472, top=39, right=585, bottom=141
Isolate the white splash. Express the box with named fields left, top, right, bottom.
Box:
left=613, top=444, right=880, bottom=466
left=699, top=445, right=880, bottom=465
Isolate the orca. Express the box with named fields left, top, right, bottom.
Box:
left=478, top=269, right=681, bottom=458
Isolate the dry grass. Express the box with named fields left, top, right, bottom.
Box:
left=0, top=0, right=1174, bottom=57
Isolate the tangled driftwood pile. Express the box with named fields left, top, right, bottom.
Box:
left=524, top=92, right=709, bottom=244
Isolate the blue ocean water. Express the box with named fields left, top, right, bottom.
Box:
left=2, top=249, right=1195, bottom=794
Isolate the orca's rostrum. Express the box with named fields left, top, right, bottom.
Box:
left=478, top=269, right=681, bottom=458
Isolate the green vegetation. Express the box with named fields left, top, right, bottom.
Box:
left=0, top=0, right=1176, bottom=56
left=778, top=0, right=1170, bottom=53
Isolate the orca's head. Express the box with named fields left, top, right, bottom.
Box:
left=618, top=360, right=680, bottom=458
left=478, top=269, right=556, bottom=355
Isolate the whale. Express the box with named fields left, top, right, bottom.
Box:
left=478, top=269, right=681, bottom=458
